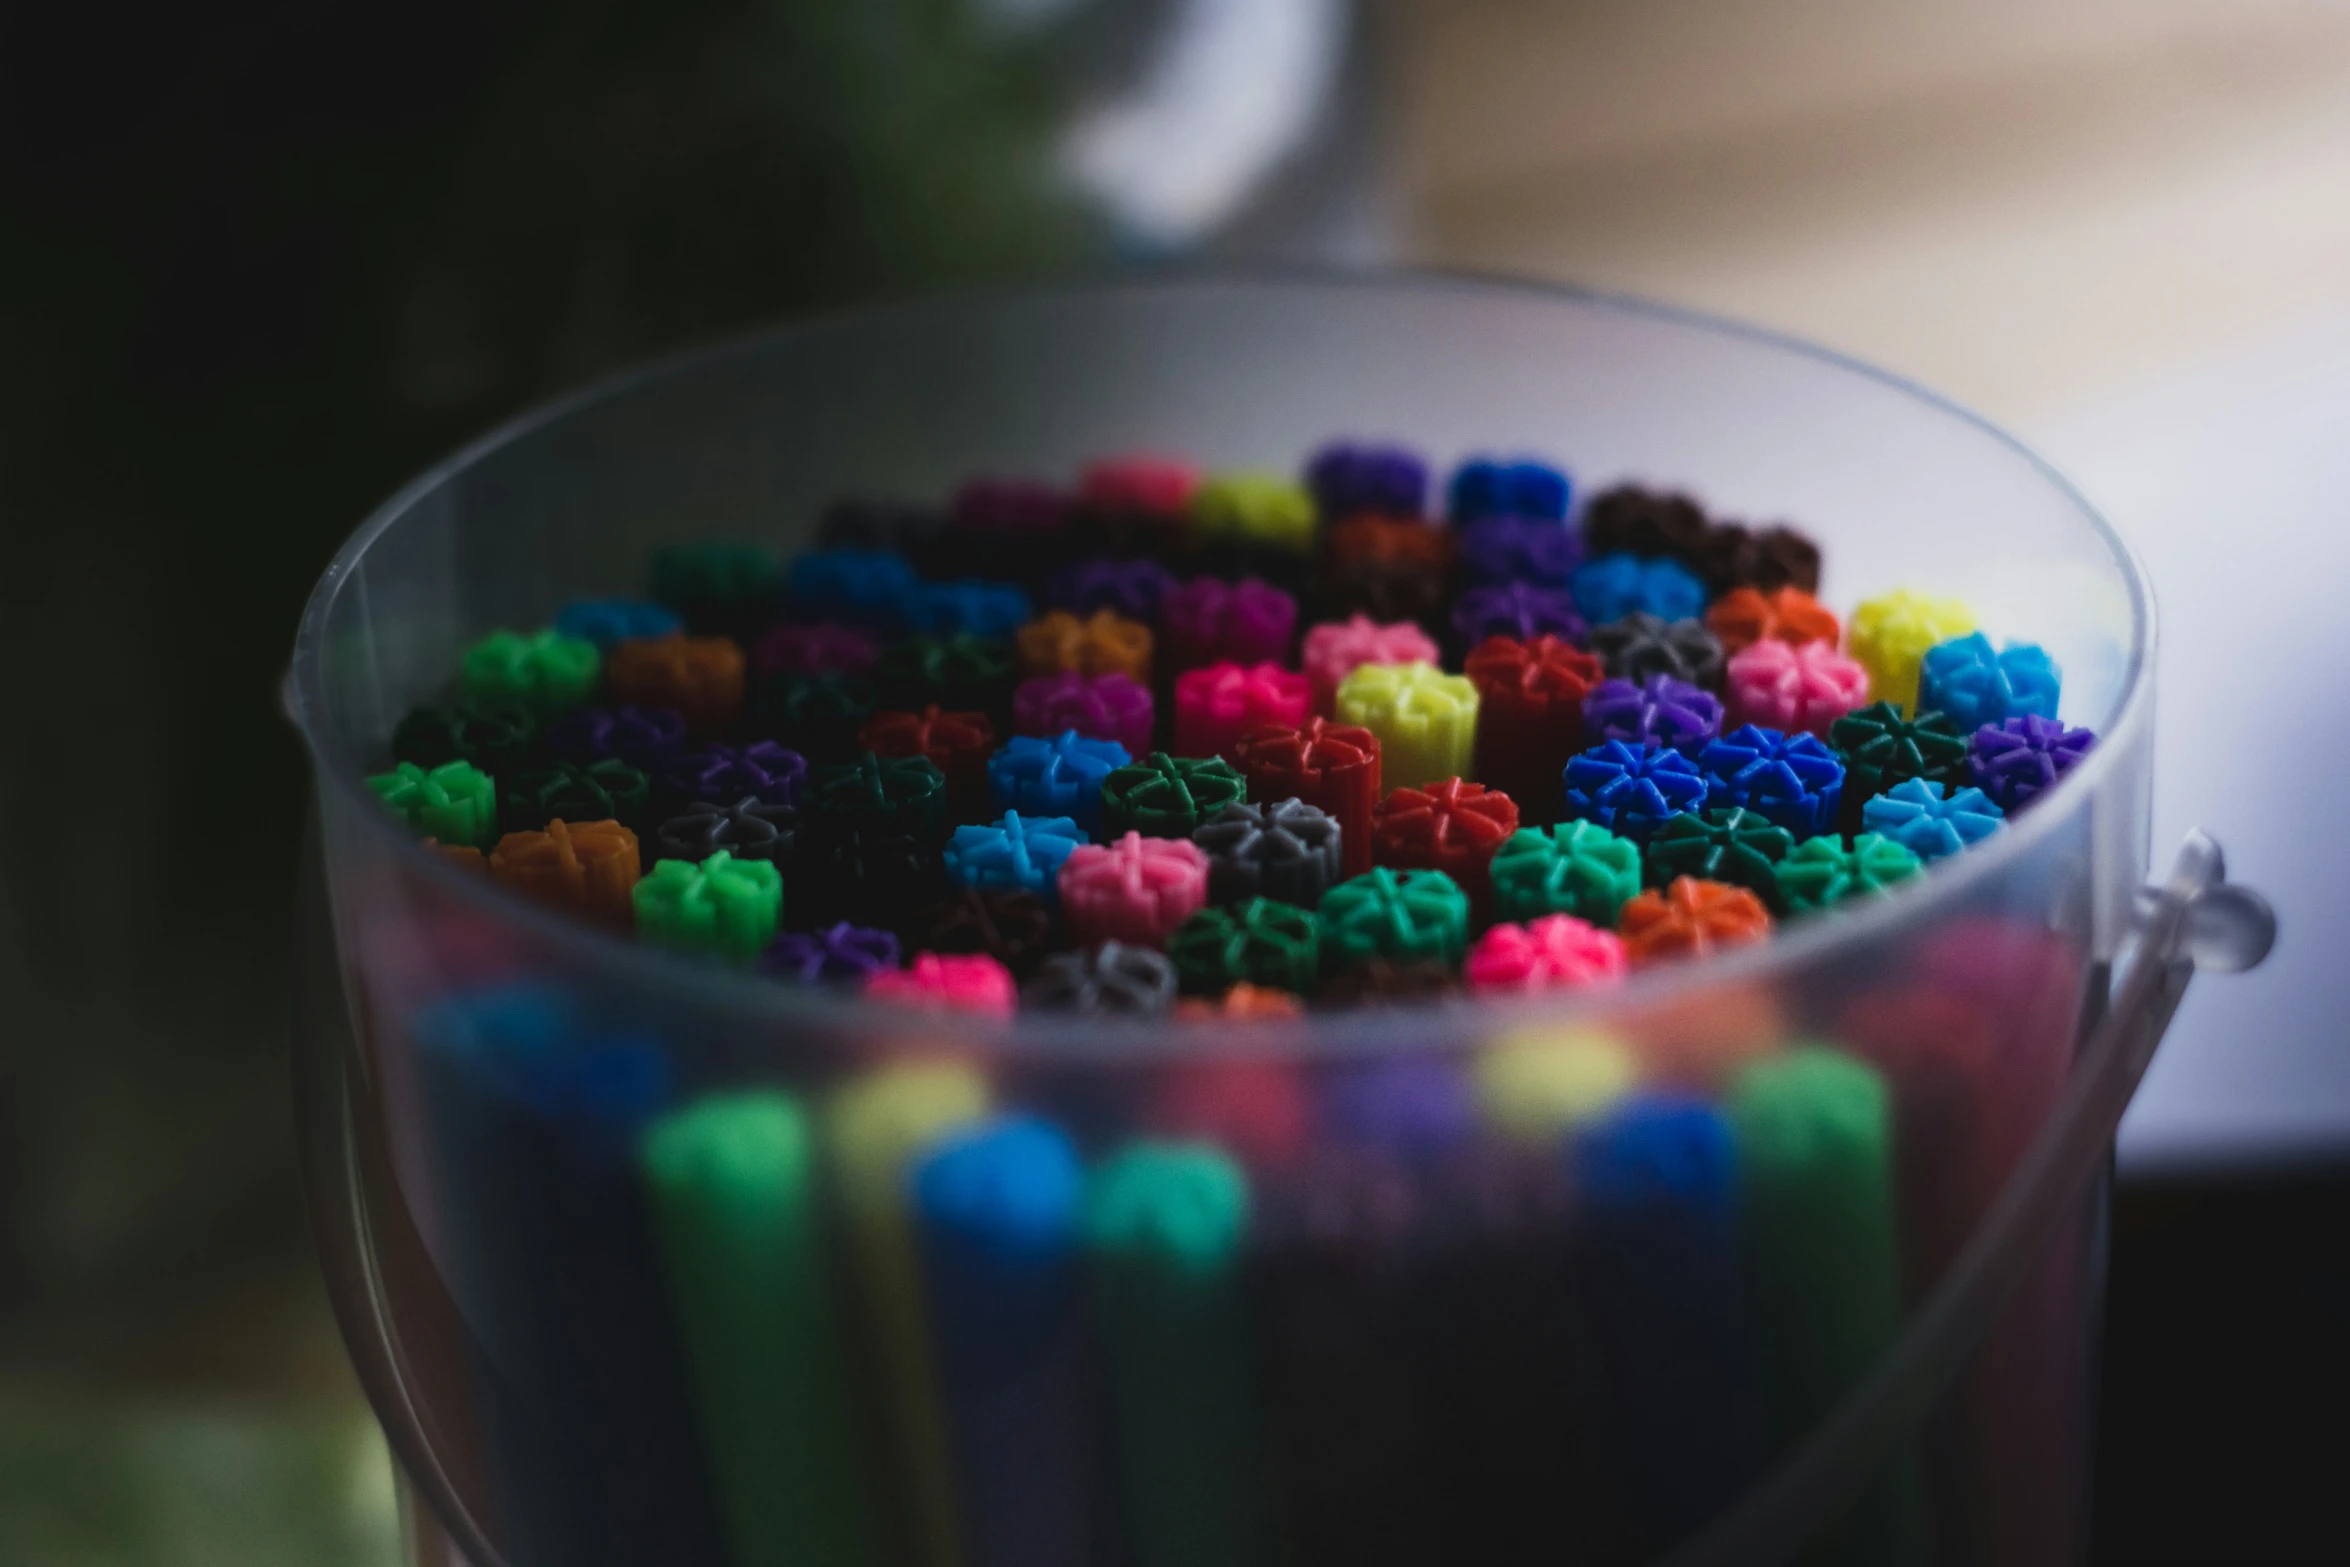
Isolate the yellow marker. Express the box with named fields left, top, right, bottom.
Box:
left=825, top=1059, right=991, bottom=1567
left=1335, top=660, right=1480, bottom=791
left=1473, top=1025, right=1637, bottom=1144
left=1847, top=589, right=1976, bottom=715
left=1190, top=473, right=1315, bottom=553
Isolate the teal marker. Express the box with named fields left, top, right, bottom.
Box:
left=643, top=1094, right=884, bottom=1567
left=1727, top=1046, right=1925, bottom=1566
left=1086, top=1141, right=1271, bottom=1567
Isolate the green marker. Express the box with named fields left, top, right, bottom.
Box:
left=1490, top=820, right=1642, bottom=925
left=1726, top=1047, right=1925, bottom=1566
left=1775, top=832, right=1924, bottom=914
left=1167, top=899, right=1320, bottom=995
left=1646, top=808, right=1797, bottom=912
left=826, top=1060, right=990, bottom=1567
left=460, top=627, right=603, bottom=719
left=1102, top=753, right=1250, bottom=839
left=1317, top=866, right=1471, bottom=970
left=632, top=851, right=782, bottom=963
left=1086, top=1141, right=1270, bottom=1567
left=643, top=1094, right=883, bottom=1567
left=650, top=541, right=783, bottom=639
left=368, top=759, right=498, bottom=848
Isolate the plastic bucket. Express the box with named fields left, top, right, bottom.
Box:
left=289, top=273, right=2162, bottom=1567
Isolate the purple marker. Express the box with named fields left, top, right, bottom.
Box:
left=1584, top=675, right=1725, bottom=756
left=659, top=741, right=808, bottom=812
left=546, top=705, right=690, bottom=772
left=1161, top=575, right=1299, bottom=672
left=1456, top=515, right=1584, bottom=588
left=1451, top=582, right=1588, bottom=655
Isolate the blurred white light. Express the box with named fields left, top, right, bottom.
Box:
left=1064, top=0, right=1348, bottom=248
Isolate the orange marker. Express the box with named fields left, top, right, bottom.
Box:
left=1704, top=586, right=1840, bottom=656
left=1617, top=876, right=1773, bottom=968
left=606, top=633, right=747, bottom=734
left=1016, top=608, right=1154, bottom=684
left=489, top=818, right=644, bottom=928
left=1173, top=982, right=1306, bottom=1021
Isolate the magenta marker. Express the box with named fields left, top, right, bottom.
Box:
left=1014, top=671, right=1155, bottom=758
left=1161, top=576, right=1299, bottom=673
left=1173, top=662, right=1311, bottom=763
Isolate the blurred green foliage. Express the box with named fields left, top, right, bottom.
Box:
left=0, top=1396, right=399, bottom=1567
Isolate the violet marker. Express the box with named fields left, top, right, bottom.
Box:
left=1455, top=514, right=1584, bottom=588
left=1449, top=581, right=1588, bottom=658
left=1582, top=675, right=1725, bottom=756
left=760, top=922, right=902, bottom=984
left=1251, top=1059, right=1476, bottom=1567
left=1304, top=440, right=1430, bottom=521
left=1248, top=1141, right=1436, bottom=1567
left=657, top=741, right=808, bottom=814
left=1968, top=713, right=2096, bottom=814
left=546, top=704, right=690, bottom=772
left=1047, top=556, right=1180, bottom=627
left=1013, top=672, right=1155, bottom=759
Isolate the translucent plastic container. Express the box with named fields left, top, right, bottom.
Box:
left=289, top=275, right=2198, bottom=1567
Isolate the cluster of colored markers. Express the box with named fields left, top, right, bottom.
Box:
left=371, top=444, right=2096, bottom=1017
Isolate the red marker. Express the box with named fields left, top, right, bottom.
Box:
left=1464, top=635, right=1603, bottom=827
left=1232, top=718, right=1383, bottom=876
left=1369, top=778, right=1520, bottom=924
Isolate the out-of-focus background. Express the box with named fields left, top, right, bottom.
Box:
left=2, top=1, right=2343, bottom=1561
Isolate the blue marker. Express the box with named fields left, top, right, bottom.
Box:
left=411, top=983, right=725, bottom=1567
left=556, top=597, right=683, bottom=651
left=911, top=579, right=1034, bottom=639
left=913, top=1115, right=1093, bottom=1567
left=987, top=731, right=1131, bottom=834
left=786, top=548, right=917, bottom=631
left=1570, top=552, right=1707, bottom=625
left=1570, top=1092, right=1766, bottom=1553
left=1447, top=456, right=1571, bottom=522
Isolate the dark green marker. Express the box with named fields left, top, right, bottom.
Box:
left=1086, top=1140, right=1270, bottom=1567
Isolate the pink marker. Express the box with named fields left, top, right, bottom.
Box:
left=1302, top=614, right=1441, bottom=717
left=1013, top=672, right=1154, bottom=757
left=750, top=620, right=881, bottom=681
left=1464, top=915, right=1629, bottom=995
left=1173, top=661, right=1311, bottom=762
left=864, top=951, right=1018, bottom=1016
left=1724, top=637, right=1870, bottom=738
left=1161, top=576, right=1299, bottom=673
left=1058, top=833, right=1210, bottom=949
